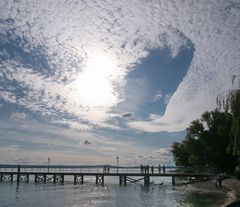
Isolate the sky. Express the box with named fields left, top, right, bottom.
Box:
left=0, top=0, right=239, bottom=166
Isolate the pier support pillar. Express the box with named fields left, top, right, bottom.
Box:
left=102, top=175, right=104, bottom=186
left=74, top=175, right=77, bottom=185
left=96, top=175, right=104, bottom=186
left=17, top=165, right=21, bottom=183
left=0, top=173, right=2, bottom=182
left=172, top=176, right=175, bottom=186
left=119, top=176, right=123, bottom=185
left=10, top=174, right=13, bottom=182
left=44, top=174, right=47, bottom=183
left=73, top=175, right=83, bottom=185
left=144, top=175, right=150, bottom=187
left=61, top=175, right=64, bottom=184
left=26, top=174, right=29, bottom=183
left=123, top=176, right=127, bottom=186
left=96, top=175, right=99, bottom=185
left=80, top=175, right=84, bottom=184
left=53, top=174, right=56, bottom=184
left=34, top=175, right=37, bottom=183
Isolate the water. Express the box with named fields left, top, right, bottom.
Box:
left=0, top=177, right=226, bottom=207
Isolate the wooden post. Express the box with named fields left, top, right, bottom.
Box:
left=172, top=176, right=175, bottom=186
left=61, top=175, right=64, bottom=184
left=101, top=175, right=104, bottom=186
left=96, top=175, right=99, bottom=185
left=74, top=175, right=77, bottom=185
left=17, top=165, right=21, bottom=183
left=144, top=175, right=150, bottom=187
left=0, top=173, right=2, bottom=182
left=53, top=174, right=56, bottom=183
left=119, top=176, right=123, bottom=185
left=80, top=175, right=84, bottom=184
left=34, top=174, right=37, bottom=183
left=26, top=174, right=29, bottom=183
left=10, top=174, right=13, bottom=182
left=124, top=176, right=127, bottom=186
left=44, top=174, right=47, bottom=183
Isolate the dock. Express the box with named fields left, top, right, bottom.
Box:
left=0, top=164, right=214, bottom=187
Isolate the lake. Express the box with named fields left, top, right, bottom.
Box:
left=0, top=177, right=226, bottom=207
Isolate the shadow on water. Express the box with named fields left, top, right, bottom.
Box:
left=182, top=191, right=226, bottom=207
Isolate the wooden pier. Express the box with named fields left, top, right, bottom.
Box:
left=0, top=164, right=214, bottom=187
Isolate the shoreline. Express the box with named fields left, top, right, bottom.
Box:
left=186, top=178, right=240, bottom=206
left=221, top=179, right=240, bottom=207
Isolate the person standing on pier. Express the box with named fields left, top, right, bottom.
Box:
left=236, top=164, right=240, bottom=180
left=151, top=166, right=154, bottom=174
left=218, top=173, right=223, bottom=189
left=158, top=164, right=161, bottom=174
left=162, top=165, right=166, bottom=174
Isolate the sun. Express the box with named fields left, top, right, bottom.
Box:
left=72, top=52, right=118, bottom=107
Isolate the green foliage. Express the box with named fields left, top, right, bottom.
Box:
left=171, top=91, right=240, bottom=172
left=171, top=141, right=190, bottom=167
left=217, top=90, right=240, bottom=155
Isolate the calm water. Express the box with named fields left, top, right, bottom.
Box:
left=0, top=177, right=226, bottom=207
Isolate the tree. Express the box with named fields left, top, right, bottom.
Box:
left=172, top=84, right=240, bottom=171
left=217, top=75, right=240, bottom=155
left=217, top=90, right=240, bottom=155
left=171, top=109, right=238, bottom=172
left=171, top=141, right=190, bottom=167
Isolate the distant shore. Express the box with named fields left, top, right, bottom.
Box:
left=186, top=178, right=240, bottom=207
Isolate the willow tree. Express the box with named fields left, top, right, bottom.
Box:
left=217, top=75, right=240, bottom=155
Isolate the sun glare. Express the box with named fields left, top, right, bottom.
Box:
left=72, top=53, right=118, bottom=107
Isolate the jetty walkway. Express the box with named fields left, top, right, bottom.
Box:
left=0, top=164, right=214, bottom=186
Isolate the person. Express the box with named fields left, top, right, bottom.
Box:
left=236, top=165, right=240, bottom=180
left=215, top=176, right=218, bottom=189
left=218, top=173, right=223, bottom=189
left=147, top=165, right=149, bottom=174
left=162, top=165, right=166, bottom=174
left=158, top=164, right=161, bottom=174
left=107, top=165, right=110, bottom=173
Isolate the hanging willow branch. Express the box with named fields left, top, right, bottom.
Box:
left=216, top=75, right=240, bottom=155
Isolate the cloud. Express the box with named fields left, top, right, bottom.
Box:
left=164, top=93, right=172, bottom=105
left=82, top=140, right=92, bottom=145
left=152, top=90, right=162, bottom=102
left=153, top=147, right=172, bottom=157
left=10, top=112, right=27, bottom=122
left=0, top=0, right=239, bottom=135
left=51, top=120, right=92, bottom=131
left=121, top=112, right=133, bottom=118
left=131, top=147, right=173, bottom=165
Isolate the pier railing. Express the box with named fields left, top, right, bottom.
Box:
left=0, top=164, right=176, bottom=174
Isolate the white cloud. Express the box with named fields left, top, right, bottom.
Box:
left=130, top=147, right=173, bottom=166
left=0, top=0, right=239, bottom=134
left=51, top=120, right=92, bottom=131
left=152, top=90, right=162, bottom=102
left=164, top=93, right=172, bottom=105
left=10, top=112, right=27, bottom=122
